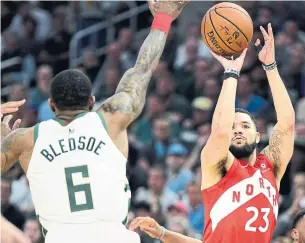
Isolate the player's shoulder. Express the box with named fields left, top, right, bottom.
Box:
left=256, top=153, right=274, bottom=172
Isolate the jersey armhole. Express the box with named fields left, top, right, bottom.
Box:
left=96, top=112, right=108, bottom=132
left=34, top=123, right=40, bottom=145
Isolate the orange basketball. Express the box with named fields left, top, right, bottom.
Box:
left=201, top=2, right=253, bottom=56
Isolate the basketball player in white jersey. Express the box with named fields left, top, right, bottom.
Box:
left=1, top=1, right=189, bottom=243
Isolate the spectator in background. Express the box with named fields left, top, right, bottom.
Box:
left=202, top=78, right=221, bottom=103
left=9, top=1, right=51, bottom=42
left=186, top=182, right=204, bottom=236
left=140, top=117, right=175, bottom=167
left=273, top=172, right=305, bottom=239
left=82, top=48, right=100, bottom=83
left=296, top=98, right=305, bottom=122
left=118, top=28, right=137, bottom=72
left=23, top=218, right=42, bottom=243
left=151, top=60, right=170, bottom=83
left=236, top=74, right=269, bottom=115
left=162, top=28, right=178, bottom=69
left=282, top=18, right=305, bottom=44
left=7, top=51, right=36, bottom=87
left=134, top=166, right=179, bottom=214
left=188, top=97, right=213, bottom=130
left=1, top=31, right=21, bottom=59
left=156, top=73, right=191, bottom=119
left=254, top=6, right=277, bottom=29
left=7, top=84, right=37, bottom=127
left=174, top=37, right=198, bottom=71
left=43, top=5, right=71, bottom=74
left=1, top=176, right=25, bottom=230
left=131, top=94, right=165, bottom=146
left=166, top=144, right=194, bottom=194
left=167, top=216, right=192, bottom=238
left=30, top=65, right=53, bottom=109
left=92, top=42, right=122, bottom=97
left=10, top=174, right=35, bottom=218
left=291, top=210, right=305, bottom=243
left=174, top=22, right=211, bottom=70
left=175, top=58, right=210, bottom=101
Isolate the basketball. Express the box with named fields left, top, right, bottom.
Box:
left=201, top=2, right=253, bottom=56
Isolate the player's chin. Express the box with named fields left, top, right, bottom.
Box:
left=231, top=140, right=246, bottom=147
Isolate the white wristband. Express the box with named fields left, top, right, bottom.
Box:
left=158, top=226, right=166, bottom=240
left=224, top=68, right=240, bottom=76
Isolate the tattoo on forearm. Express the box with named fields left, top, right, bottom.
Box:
left=1, top=128, right=26, bottom=172
left=268, top=129, right=289, bottom=163
left=102, top=29, right=167, bottom=120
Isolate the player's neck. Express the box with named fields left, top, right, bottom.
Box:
left=240, top=150, right=257, bottom=166
left=55, top=109, right=89, bottom=122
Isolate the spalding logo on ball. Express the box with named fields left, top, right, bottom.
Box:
left=201, top=2, right=253, bottom=56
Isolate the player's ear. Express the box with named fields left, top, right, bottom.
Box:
left=89, top=96, right=95, bottom=111
left=291, top=228, right=299, bottom=241
left=48, top=98, right=56, bottom=113
left=255, top=131, right=260, bottom=144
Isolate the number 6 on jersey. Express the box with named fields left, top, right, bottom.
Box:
left=65, top=165, right=94, bottom=212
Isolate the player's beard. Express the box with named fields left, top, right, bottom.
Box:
left=229, top=141, right=257, bottom=159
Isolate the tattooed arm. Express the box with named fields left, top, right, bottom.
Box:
left=99, top=29, right=167, bottom=127
left=1, top=128, right=27, bottom=174
left=98, top=0, right=189, bottom=129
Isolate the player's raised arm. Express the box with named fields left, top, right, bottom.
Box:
left=257, top=24, right=295, bottom=183
left=201, top=49, right=247, bottom=166
left=98, top=0, right=189, bottom=130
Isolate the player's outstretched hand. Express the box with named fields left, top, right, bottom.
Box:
left=148, top=0, right=190, bottom=20
left=1, top=215, right=31, bottom=243
left=0, top=99, right=26, bottom=118
left=210, top=48, right=247, bottom=73
left=255, top=23, right=275, bottom=65
left=129, top=216, right=163, bottom=239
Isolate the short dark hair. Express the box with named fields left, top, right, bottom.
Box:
left=51, top=69, right=92, bottom=111
left=292, top=210, right=305, bottom=228
left=235, top=108, right=258, bottom=130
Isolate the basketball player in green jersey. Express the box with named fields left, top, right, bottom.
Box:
left=1, top=1, right=189, bottom=243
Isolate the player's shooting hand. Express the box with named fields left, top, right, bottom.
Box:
left=129, top=217, right=163, bottom=239
left=148, top=0, right=190, bottom=20
left=210, top=48, right=247, bottom=72
left=0, top=100, right=26, bottom=118
left=255, top=23, right=275, bottom=65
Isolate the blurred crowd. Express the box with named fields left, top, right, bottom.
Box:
left=1, top=1, right=305, bottom=243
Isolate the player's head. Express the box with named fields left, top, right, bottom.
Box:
left=291, top=210, right=305, bottom=243
left=229, top=108, right=260, bottom=159
left=49, top=69, right=95, bottom=113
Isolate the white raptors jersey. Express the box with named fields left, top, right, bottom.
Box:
left=27, top=112, right=131, bottom=229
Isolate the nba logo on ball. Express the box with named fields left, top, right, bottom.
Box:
left=201, top=2, right=253, bottom=56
